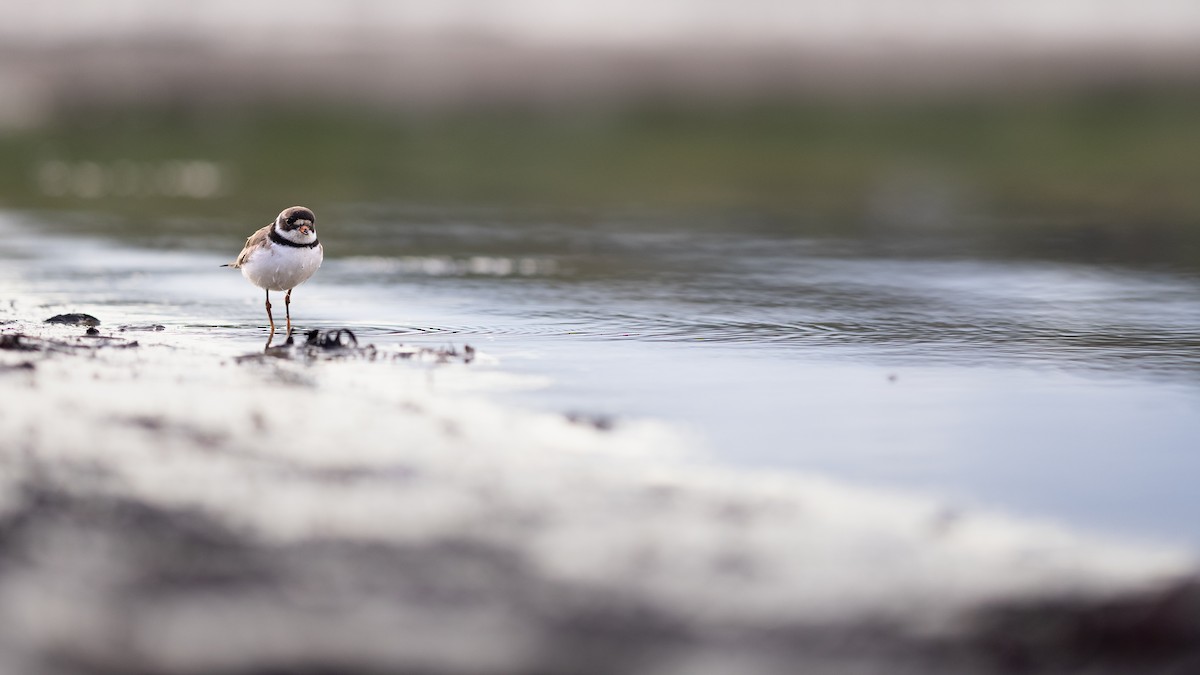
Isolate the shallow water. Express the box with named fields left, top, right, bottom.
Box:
left=4, top=209, right=1200, bottom=547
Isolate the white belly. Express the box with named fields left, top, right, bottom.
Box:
left=240, top=243, right=323, bottom=292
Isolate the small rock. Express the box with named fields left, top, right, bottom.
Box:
left=45, top=313, right=101, bottom=327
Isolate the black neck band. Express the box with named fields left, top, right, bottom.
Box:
left=270, top=229, right=320, bottom=249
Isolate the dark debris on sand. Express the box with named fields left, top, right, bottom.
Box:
left=236, top=328, right=475, bottom=365
left=2, top=315, right=139, bottom=354
left=1, top=332, right=138, bottom=353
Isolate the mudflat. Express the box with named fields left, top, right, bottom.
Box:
left=2, top=304, right=1198, bottom=674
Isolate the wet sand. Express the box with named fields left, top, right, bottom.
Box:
left=2, top=303, right=1199, bottom=674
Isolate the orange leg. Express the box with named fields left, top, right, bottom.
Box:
left=285, top=288, right=293, bottom=336
left=265, top=289, right=275, bottom=339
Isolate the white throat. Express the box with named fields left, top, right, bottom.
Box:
left=274, top=222, right=317, bottom=246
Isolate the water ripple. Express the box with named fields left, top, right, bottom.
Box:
left=373, top=309, right=1200, bottom=377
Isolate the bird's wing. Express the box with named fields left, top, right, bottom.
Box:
left=228, top=223, right=273, bottom=268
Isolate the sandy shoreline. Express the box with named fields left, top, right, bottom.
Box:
left=2, top=301, right=1199, bottom=673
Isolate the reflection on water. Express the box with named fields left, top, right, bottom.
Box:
left=326, top=216, right=1200, bottom=380
left=4, top=209, right=1200, bottom=545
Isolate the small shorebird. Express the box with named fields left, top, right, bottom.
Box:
left=224, top=206, right=323, bottom=340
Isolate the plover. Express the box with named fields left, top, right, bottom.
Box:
left=225, top=206, right=323, bottom=340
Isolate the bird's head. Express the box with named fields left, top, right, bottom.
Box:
left=275, top=206, right=318, bottom=243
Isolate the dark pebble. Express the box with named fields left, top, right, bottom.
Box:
left=45, top=313, right=101, bottom=327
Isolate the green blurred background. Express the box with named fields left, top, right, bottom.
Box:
left=3, top=1, right=1200, bottom=265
